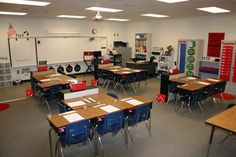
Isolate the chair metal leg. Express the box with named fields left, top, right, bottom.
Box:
left=131, top=84, right=137, bottom=93
left=54, top=137, right=60, bottom=157
left=187, top=103, right=192, bottom=113
left=217, top=133, right=233, bottom=146
left=144, top=118, right=152, bottom=137
left=98, top=136, right=104, bottom=155
left=175, top=101, right=184, bottom=112
left=102, top=80, right=107, bottom=88
left=49, top=128, right=53, bottom=157
left=112, top=83, right=118, bottom=92
left=106, top=80, right=111, bottom=89
left=59, top=142, right=65, bottom=157
left=127, top=129, right=134, bottom=144
left=197, top=101, right=204, bottom=114
left=167, top=93, right=173, bottom=104
left=45, top=99, right=51, bottom=114
left=121, top=85, right=127, bottom=95
left=87, top=138, right=94, bottom=154
left=93, top=126, right=99, bottom=156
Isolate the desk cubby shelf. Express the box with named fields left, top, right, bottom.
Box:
left=198, top=60, right=219, bottom=78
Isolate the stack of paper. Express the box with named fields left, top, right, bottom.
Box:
left=100, top=105, right=120, bottom=113
left=59, top=110, right=76, bottom=116
left=125, top=99, right=143, bottom=106
left=186, top=77, right=197, bottom=80
left=63, top=113, right=84, bottom=123
left=67, top=101, right=86, bottom=107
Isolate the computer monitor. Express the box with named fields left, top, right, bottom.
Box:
left=93, top=51, right=102, bottom=58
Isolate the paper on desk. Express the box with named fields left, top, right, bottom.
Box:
left=87, top=97, right=96, bottom=102
left=207, top=78, right=220, bottom=82
left=67, top=101, right=86, bottom=107
left=40, top=78, right=51, bottom=82
left=123, top=68, right=131, bottom=70
left=100, top=105, right=120, bottom=113
left=125, top=99, right=143, bottom=106
left=197, top=81, right=210, bottom=85
left=50, top=73, right=61, bottom=77
left=186, top=77, right=197, bottom=80
left=63, top=113, right=84, bottom=123
left=120, top=97, right=132, bottom=101
left=68, top=79, right=78, bottom=83
left=122, top=71, right=131, bottom=74
left=110, top=69, right=119, bottom=72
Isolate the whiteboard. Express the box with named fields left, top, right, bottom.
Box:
left=9, top=38, right=37, bottom=67
left=36, top=37, right=107, bottom=64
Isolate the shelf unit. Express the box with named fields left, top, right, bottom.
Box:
left=198, top=60, right=219, bottom=78
left=0, top=63, right=13, bottom=88
left=135, top=33, right=152, bottom=60
left=158, top=55, right=174, bottom=72
left=219, top=40, right=236, bottom=94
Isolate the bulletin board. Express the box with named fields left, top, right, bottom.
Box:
left=8, top=38, right=37, bottom=67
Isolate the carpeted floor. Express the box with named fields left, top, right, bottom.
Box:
left=0, top=74, right=235, bottom=157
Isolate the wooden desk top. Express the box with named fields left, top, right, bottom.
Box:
left=205, top=105, right=236, bottom=133
left=48, top=94, right=153, bottom=128
left=126, top=61, right=150, bottom=65
left=178, top=82, right=209, bottom=91
left=32, top=71, right=83, bottom=88
left=170, top=77, right=199, bottom=84
left=98, top=66, right=122, bottom=71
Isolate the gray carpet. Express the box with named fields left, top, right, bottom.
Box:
left=0, top=74, right=235, bottom=157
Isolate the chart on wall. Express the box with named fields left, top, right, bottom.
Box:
left=36, top=37, right=107, bottom=64
left=9, top=38, right=37, bottom=67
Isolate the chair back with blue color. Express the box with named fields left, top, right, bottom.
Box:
left=128, top=104, right=152, bottom=126
left=107, top=92, right=118, bottom=99
left=97, top=111, right=125, bottom=135
left=60, top=119, right=91, bottom=146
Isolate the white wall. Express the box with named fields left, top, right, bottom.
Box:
left=0, top=16, right=128, bottom=63
left=126, top=14, right=236, bottom=62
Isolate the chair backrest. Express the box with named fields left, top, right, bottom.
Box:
left=205, top=85, right=215, bottom=98
left=107, top=92, right=119, bottom=99
left=61, top=119, right=91, bottom=146
left=128, top=104, right=152, bottom=126
left=218, top=81, right=226, bottom=93
left=58, top=102, right=70, bottom=113
left=169, top=81, right=179, bottom=93
left=190, top=89, right=204, bottom=104
left=97, top=111, right=125, bottom=135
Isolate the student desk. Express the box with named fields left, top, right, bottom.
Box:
left=205, top=105, right=236, bottom=157
left=48, top=93, right=152, bottom=157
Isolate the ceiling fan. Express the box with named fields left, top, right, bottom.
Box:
left=92, top=11, right=105, bottom=22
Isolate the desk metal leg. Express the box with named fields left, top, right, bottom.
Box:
left=206, top=126, right=215, bottom=157
left=49, top=127, right=53, bottom=157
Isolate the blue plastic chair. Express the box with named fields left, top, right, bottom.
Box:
left=55, top=119, right=93, bottom=157
left=96, top=111, right=125, bottom=152
left=107, top=92, right=119, bottom=99
left=128, top=103, right=152, bottom=138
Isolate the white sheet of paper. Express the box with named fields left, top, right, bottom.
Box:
left=87, top=97, right=96, bottom=102
left=100, top=105, right=120, bottom=113
left=186, top=77, right=197, bottom=80
left=197, top=81, right=210, bottom=85
left=67, top=101, right=86, bottom=107
left=207, top=78, right=220, bottom=82
left=122, top=71, right=131, bottom=74
left=68, top=79, right=78, bottom=83
left=125, top=99, right=143, bottom=106
left=63, top=113, right=84, bottom=123
left=110, top=69, right=119, bottom=72
left=50, top=73, right=61, bottom=77
left=40, top=78, right=51, bottom=82
left=123, top=68, right=131, bottom=70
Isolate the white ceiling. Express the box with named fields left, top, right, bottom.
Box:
left=0, top=0, right=236, bottom=21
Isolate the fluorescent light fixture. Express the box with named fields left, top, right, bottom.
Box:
left=141, top=13, right=169, bottom=18
left=0, top=0, right=50, bottom=6
left=156, top=0, right=189, bottom=3
left=57, top=15, right=86, bottom=19
left=106, top=18, right=130, bottom=22
left=197, top=7, right=230, bottom=13
left=0, top=11, right=27, bottom=15
left=85, top=7, right=122, bottom=12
